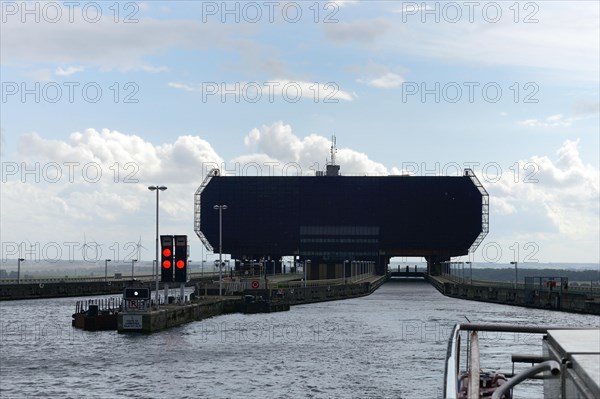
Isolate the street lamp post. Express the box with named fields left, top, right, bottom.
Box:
left=148, top=185, right=167, bottom=306
left=213, top=205, right=228, bottom=296
left=304, top=260, right=310, bottom=288
left=131, top=259, right=137, bottom=279
left=104, top=259, right=111, bottom=281
left=344, top=260, right=349, bottom=284
left=17, top=258, right=24, bottom=284
left=511, top=261, right=518, bottom=289
left=466, top=261, right=472, bottom=284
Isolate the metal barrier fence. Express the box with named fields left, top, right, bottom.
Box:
left=441, top=273, right=600, bottom=295
left=75, top=296, right=123, bottom=313
left=0, top=271, right=221, bottom=285
left=195, top=272, right=377, bottom=294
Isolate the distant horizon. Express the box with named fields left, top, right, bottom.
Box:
left=1, top=258, right=598, bottom=273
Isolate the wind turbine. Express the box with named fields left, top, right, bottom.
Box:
left=134, top=235, right=148, bottom=260
left=81, top=233, right=102, bottom=262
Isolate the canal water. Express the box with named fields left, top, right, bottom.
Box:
left=0, top=281, right=597, bottom=398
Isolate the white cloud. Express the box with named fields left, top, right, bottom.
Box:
left=1, top=128, right=226, bottom=262
left=168, top=82, right=195, bottom=92
left=1, top=16, right=249, bottom=72
left=55, top=66, right=84, bottom=76
left=358, top=72, right=404, bottom=88
left=383, top=2, right=600, bottom=82
left=488, top=139, right=599, bottom=239
left=242, top=121, right=392, bottom=175
left=139, top=65, right=169, bottom=73
left=352, top=62, right=407, bottom=89
left=331, top=0, right=359, bottom=7
left=12, top=128, right=223, bottom=213
left=517, top=114, right=576, bottom=127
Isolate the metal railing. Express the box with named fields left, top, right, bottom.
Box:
left=440, top=273, right=600, bottom=295
left=203, top=272, right=377, bottom=293
left=0, top=271, right=221, bottom=285
left=75, top=296, right=122, bottom=313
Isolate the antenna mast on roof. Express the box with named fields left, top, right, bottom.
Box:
left=330, top=135, right=337, bottom=166
left=318, top=134, right=340, bottom=177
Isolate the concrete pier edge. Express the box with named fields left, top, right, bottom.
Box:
left=117, top=275, right=388, bottom=333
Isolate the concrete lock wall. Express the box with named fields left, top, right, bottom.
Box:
left=428, top=276, right=600, bottom=315
left=0, top=280, right=131, bottom=300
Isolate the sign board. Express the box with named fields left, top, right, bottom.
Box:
left=122, top=314, right=143, bottom=330
left=124, top=287, right=150, bottom=300
left=251, top=280, right=260, bottom=289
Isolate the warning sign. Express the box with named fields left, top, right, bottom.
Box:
left=122, top=314, right=143, bottom=330
left=251, top=280, right=260, bottom=289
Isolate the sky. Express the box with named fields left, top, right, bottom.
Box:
left=0, top=1, right=599, bottom=270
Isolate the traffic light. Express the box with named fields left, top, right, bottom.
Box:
left=161, top=235, right=173, bottom=282
left=174, top=235, right=188, bottom=282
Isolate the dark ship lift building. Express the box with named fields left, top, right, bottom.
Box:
left=194, top=139, right=488, bottom=279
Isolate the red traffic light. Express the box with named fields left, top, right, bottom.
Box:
left=176, top=260, right=185, bottom=269
left=162, top=248, right=172, bottom=257
left=162, top=260, right=172, bottom=269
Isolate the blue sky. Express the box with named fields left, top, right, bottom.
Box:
left=1, top=1, right=598, bottom=267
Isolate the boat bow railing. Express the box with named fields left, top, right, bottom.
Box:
left=444, top=323, right=461, bottom=399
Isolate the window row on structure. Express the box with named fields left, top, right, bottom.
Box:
left=299, top=225, right=379, bottom=236
left=300, top=238, right=379, bottom=244
left=299, top=251, right=379, bottom=258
